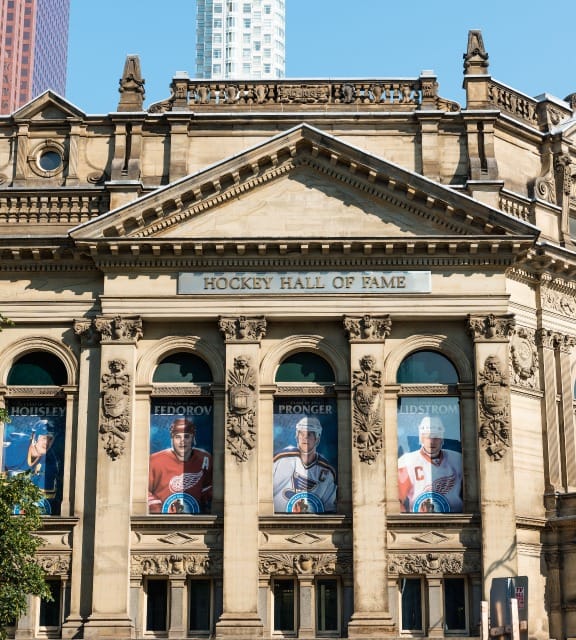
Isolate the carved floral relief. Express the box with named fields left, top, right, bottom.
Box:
left=510, top=327, right=539, bottom=389
left=351, top=355, right=383, bottom=463
left=226, top=355, right=257, bottom=462
left=477, top=355, right=511, bottom=461
left=100, top=359, right=131, bottom=460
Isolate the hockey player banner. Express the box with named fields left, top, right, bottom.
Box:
left=148, top=399, right=213, bottom=514
left=397, top=397, right=462, bottom=513
left=2, top=400, right=66, bottom=515
left=273, top=397, right=338, bottom=514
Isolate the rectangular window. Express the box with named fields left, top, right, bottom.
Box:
left=213, top=18, right=222, bottom=28
left=39, top=581, right=61, bottom=629
left=273, top=580, right=296, bottom=633
left=243, top=18, right=251, bottom=28
left=316, top=579, right=339, bottom=633
left=444, top=578, right=467, bottom=632
left=400, top=578, right=423, bottom=632
left=146, top=580, right=168, bottom=632
left=243, top=2, right=251, bottom=12
left=189, top=580, right=211, bottom=633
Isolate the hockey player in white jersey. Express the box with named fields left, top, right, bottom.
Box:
left=398, top=415, right=462, bottom=513
left=273, top=416, right=337, bottom=513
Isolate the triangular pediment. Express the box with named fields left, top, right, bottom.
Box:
left=71, top=124, right=538, bottom=250
left=11, top=91, right=86, bottom=122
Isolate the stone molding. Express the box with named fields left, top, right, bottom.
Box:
left=36, top=554, right=71, bottom=577
left=477, top=355, right=511, bottom=461
left=258, top=552, right=353, bottom=576
left=541, top=286, right=576, bottom=318
left=467, top=313, right=515, bottom=341
left=388, top=552, right=480, bottom=575
left=351, top=355, right=383, bottom=464
left=100, top=359, right=131, bottom=460
left=536, top=328, right=576, bottom=352
left=219, top=315, right=267, bottom=342
left=131, top=553, right=221, bottom=577
left=225, top=355, right=257, bottom=462
left=275, top=384, right=335, bottom=396
left=510, top=327, right=539, bottom=389
left=94, top=315, right=143, bottom=343
left=343, top=314, right=392, bottom=342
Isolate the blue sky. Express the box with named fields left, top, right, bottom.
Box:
left=67, top=0, right=576, bottom=114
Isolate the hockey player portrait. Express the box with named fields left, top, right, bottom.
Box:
left=148, top=416, right=213, bottom=514
left=397, top=411, right=463, bottom=514
left=273, top=414, right=337, bottom=513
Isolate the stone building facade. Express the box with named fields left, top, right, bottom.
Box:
left=1, top=31, right=576, bottom=640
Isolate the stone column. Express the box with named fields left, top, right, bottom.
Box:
left=84, top=315, right=143, bottom=640
left=467, top=313, right=518, bottom=599
left=168, top=577, right=187, bottom=639
left=556, top=334, right=576, bottom=490
left=215, top=315, right=266, bottom=640
left=62, top=321, right=102, bottom=638
left=545, top=551, right=563, bottom=640
left=343, top=315, right=395, bottom=637
left=427, top=576, right=444, bottom=638
left=297, top=576, right=315, bottom=638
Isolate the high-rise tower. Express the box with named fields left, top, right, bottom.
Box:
left=196, top=0, right=285, bottom=80
left=0, top=0, right=70, bottom=114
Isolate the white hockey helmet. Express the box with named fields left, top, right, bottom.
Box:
left=295, top=416, right=323, bottom=439
left=418, top=416, right=445, bottom=438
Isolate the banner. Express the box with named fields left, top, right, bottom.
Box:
left=273, top=397, right=337, bottom=514
left=2, top=400, right=66, bottom=515
left=148, top=399, right=213, bottom=514
left=397, top=397, right=462, bottom=513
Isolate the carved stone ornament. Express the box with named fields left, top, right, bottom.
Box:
left=218, top=315, right=266, bottom=342
left=388, top=552, right=480, bottom=575
left=533, top=144, right=557, bottom=204
left=94, top=315, right=143, bottom=342
left=131, top=553, right=221, bottom=577
left=226, top=355, right=257, bottom=462
left=73, top=318, right=100, bottom=347
left=541, top=288, right=576, bottom=318
left=352, top=355, right=383, bottom=463
left=477, top=355, right=511, bottom=461
left=510, top=327, right=539, bottom=389
left=100, top=359, right=131, bottom=460
left=467, top=313, right=515, bottom=341
left=259, top=552, right=352, bottom=577
left=343, top=314, right=392, bottom=342
left=36, top=554, right=71, bottom=576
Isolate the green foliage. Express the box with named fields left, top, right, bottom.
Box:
left=0, top=473, right=52, bottom=640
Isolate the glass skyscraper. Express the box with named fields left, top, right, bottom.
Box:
left=0, top=0, right=70, bottom=114
left=196, top=0, right=285, bottom=80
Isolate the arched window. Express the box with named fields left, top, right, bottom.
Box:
left=3, top=351, right=68, bottom=515
left=148, top=353, right=214, bottom=515
left=272, top=352, right=337, bottom=514
left=396, top=350, right=463, bottom=514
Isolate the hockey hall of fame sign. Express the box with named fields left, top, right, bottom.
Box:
left=148, top=399, right=214, bottom=515
left=273, top=397, right=338, bottom=514
left=2, top=400, right=66, bottom=515
left=397, top=397, right=463, bottom=514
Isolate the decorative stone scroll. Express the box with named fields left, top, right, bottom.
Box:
left=343, top=314, right=392, bottom=342
left=218, top=315, right=266, bottom=342
left=131, top=553, right=221, bottom=577
left=259, top=552, right=353, bottom=577
left=510, top=327, right=539, bottom=389
left=94, top=315, right=143, bottom=342
left=351, top=355, right=383, bottom=464
left=99, top=359, right=131, bottom=460
left=226, top=355, right=257, bottom=462
left=388, top=552, right=480, bottom=575
left=73, top=318, right=101, bottom=347
left=467, top=313, right=515, bottom=341
left=478, top=355, right=511, bottom=461
left=36, top=554, right=71, bottom=576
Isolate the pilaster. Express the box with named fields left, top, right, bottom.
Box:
left=215, top=315, right=266, bottom=640
left=467, top=313, right=518, bottom=599
left=344, top=315, right=395, bottom=638
left=84, top=315, right=143, bottom=640
left=556, top=334, right=576, bottom=489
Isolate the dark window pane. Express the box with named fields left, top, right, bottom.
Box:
left=146, top=580, right=168, bottom=632
left=153, top=353, right=213, bottom=383
left=276, top=353, right=334, bottom=383
left=189, top=580, right=211, bottom=631
left=39, top=581, right=61, bottom=627
left=444, top=578, right=466, bottom=631
left=401, top=579, right=422, bottom=631
left=274, top=581, right=295, bottom=632
left=397, top=350, right=458, bottom=384
left=8, top=352, right=67, bottom=386
left=317, top=579, right=338, bottom=632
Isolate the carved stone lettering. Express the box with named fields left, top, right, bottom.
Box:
left=352, top=355, right=383, bottom=463
left=478, top=355, right=511, bottom=461
left=100, top=359, right=131, bottom=460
